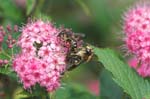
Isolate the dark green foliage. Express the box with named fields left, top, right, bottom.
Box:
left=26, top=0, right=36, bottom=16
left=55, top=83, right=97, bottom=99
left=0, top=0, right=23, bottom=24
left=100, top=69, right=123, bottom=99
left=94, top=47, right=150, bottom=99
left=15, top=83, right=97, bottom=99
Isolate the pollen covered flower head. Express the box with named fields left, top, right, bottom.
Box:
left=123, top=3, right=150, bottom=77
left=13, top=20, right=68, bottom=92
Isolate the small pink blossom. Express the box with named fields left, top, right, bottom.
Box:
left=0, top=59, right=9, bottom=67
left=87, top=80, right=99, bottom=96
left=128, top=57, right=138, bottom=69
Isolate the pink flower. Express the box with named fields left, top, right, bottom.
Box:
left=124, top=3, right=150, bottom=77
left=124, top=3, right=150, bottom=35
left=128, top=57, right=150, bottom=77
left=13, top=20, right=67, bottom=91
left=128, top=57, right=138, bottom=69
left=87, top=80, right=99, bottom=96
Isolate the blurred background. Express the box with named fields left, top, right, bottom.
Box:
left=0, top=0, right=137, bottom=99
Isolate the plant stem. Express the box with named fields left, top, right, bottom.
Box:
left=1, top=49, right=11, bottom=59
left=48, top=92, right=56, bottom=99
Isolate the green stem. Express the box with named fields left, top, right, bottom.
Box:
left=11, top=47, right=13, bottom=59
left=42, top=95, right=46, bottom=99
left=76, top=0, right=91, bottom=16
left=0, top=49, right=11, bottom=59
left=48, top=92, right=56, bottom=99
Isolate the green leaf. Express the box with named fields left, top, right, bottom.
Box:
left=0, top=51, right=10, bottom=60
left=36, top=13, right=52, bottom=21
left=144, top=94, right=150, bottom=99
left=26, top=0, right=45, bottom=17
left=0, top=67, right=11, bottom=75
left=0, top=0, right=23, bottom=23
left=14, top=84, right=48, bottom=99
left=76, top=0, right=91, bottom=16
left=16, top=83, right=97, bottom=99
left=100, top=69, right=123, bottom=99
left=94, top=47, right=150, bottom=99
left=55, top=83, right=97, bottom=99
left=26, top=0, right=36, bottom=15
left=13, top=88, right=30, bottom=99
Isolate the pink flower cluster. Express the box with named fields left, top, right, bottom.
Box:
left=128, top=57, right=150, bottom=77
left=13, top=20, right=67, bottom=91
left=124, top=3, right=150, bottom=77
